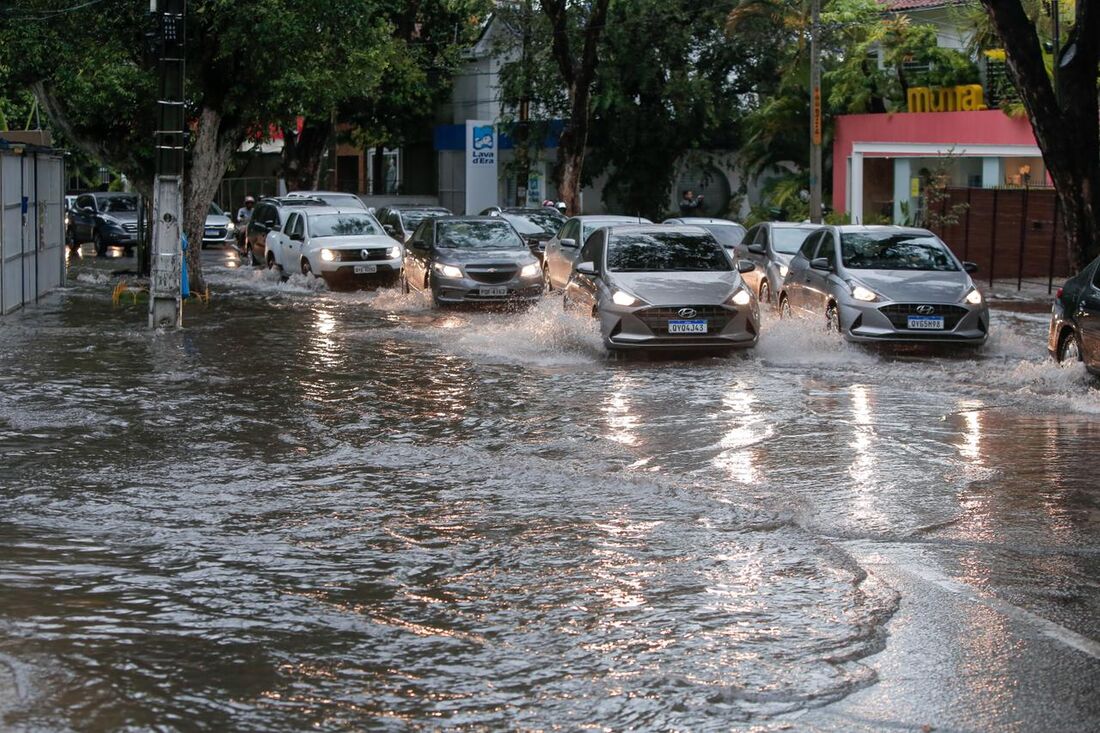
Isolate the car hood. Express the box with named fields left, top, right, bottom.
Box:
left=205, top=214, right=231, bottom=227
left=610, top=271, right=741, bottom=306
left=435, top=248, right=535, bottom=265
left=100, top=210, right=138, bottom=224
left=310, top=235, right=396, bottom=249
left=849, top=269, right=973, bottom=303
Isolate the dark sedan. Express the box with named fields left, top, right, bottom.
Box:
left=1049, top=255, right=1100, bottom=374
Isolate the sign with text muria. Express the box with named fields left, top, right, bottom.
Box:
left=465, top=119, right=497, bottom=214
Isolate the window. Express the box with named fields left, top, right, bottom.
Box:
left=284, top=213, right=300, bottom=237
left=1091, top=262, right=1100, bottom=289
left=559, top=220, right=580, bottom=243
left=307, top=213, right=384, bottom=238
left=775, top=227, right=822, bottom=255
left=76, top=194, right=94, bottom=211
left=742, top=225, right=760, bottom=246
left=815, top=232, right=836, bottom=264
left=400, top=208, right=449, bottom=231
left=606, top=231, right=732, bottom=272
left=579, top=229, right=604, bottom=266
left=436, top=220, right=525, bottom=250
left=698, top=223, right=746, bottom=248
left=840, top=231, right=960, bottom=271
left=799, top=232, right=822, bottom=259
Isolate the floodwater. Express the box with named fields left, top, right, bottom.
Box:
left=1, top=252, right=1098, bottom=731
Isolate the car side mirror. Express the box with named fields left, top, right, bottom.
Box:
left=963, top=261, right=979, bottom=274
left=289, top=231, right=303, bottom=241
left=810, top=257, right=832, bottom=271
left=747, top=243, right=766, bottom=255
left=575, top=261, right=598, bottom=277
left=737, top=259, right=756, bottom=274
left=560, top=238, right=577, bottom=249
left=383, top=224, right=396, bottom=235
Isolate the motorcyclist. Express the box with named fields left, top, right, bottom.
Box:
left=235, top=196, right=255, bottom=250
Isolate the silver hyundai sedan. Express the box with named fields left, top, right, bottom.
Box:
left=779, top=225, right=988, bottom=344
left=403, top=216, right=544, bottom=305
left=563, top=225, right=759, bottom=352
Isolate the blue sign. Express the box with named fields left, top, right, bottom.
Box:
left=472, top=125, right=494, bottom=151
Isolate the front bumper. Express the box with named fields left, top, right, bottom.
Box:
left=202, top=227, right=236, bottom=246
left=431, top=272, right=544, bottom=303
left=600, top=302, right=759, bottom=351
left=315, top=254, right=403, bottom=283
left=839, top=300, right=989, bottom=344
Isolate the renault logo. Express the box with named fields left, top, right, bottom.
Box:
left=360, top=249, right=370, bottom=260
left=678, top=308, right=697, bottom=319
left=916, top=305, right=936, bottom=315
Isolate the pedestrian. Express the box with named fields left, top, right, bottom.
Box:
left=679, top=189, right=704, bottom=216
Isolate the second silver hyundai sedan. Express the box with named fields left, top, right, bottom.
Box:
left=563, top=225, right=759, bottom=352
left=779, top=225, right=988, bottom=344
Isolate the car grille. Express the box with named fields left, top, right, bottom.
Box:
left=466, top=264, right=518, bottom=284
left=335, top=248, right=393, bottom=262
left=878, top=303, right=969, bottom=330
left=636, top=305, right=732, bottom=336
left=122, top=222, right=138, bottom=233
left=204, top=227, right=227, bottom=239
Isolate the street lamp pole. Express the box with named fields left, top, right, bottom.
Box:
left=809, top=0, right=823, bottom=224
left=149, top=0, right=185, bottom=328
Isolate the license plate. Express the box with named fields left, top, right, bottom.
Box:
left=907, top=315, right=944, bottom=330
left=479, top=286, right=508, bottom=297
left=204, top=229, right=218, bottom=237
left=354, top=264, right=377, bottom=274
left=668, top=319, right=708, bottom=334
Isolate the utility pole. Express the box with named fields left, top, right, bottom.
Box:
left=149, top=0, right=185, bottom=328
left=809, top=0, right=823, bottom=224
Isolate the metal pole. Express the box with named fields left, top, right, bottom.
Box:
left=149, top=0, right=185, bottom=329
left=809, top=0, right=823, bottom=223
left=1017, top=186, right=1029, bottom=291
left=989, top=188, right=998, bottom=289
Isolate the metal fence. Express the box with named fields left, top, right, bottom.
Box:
left=1, top=147, right=65, bottom=315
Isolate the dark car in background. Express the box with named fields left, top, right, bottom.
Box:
left=663, top=217, right=747, bottom=249
left=1049, top=255, right=1100, bottom=374
left=376, top=204, right=452, bottom=243
left=244, top=196, right=326, bottom=266
left=480, top=206, right=567, bottom=262
left=70, top=192, right=141, bottom=257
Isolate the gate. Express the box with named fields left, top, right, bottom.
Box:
left=1, top=146, right=65, bottom=315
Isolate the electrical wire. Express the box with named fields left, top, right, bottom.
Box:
left=0, top=0, right=112, bottom=21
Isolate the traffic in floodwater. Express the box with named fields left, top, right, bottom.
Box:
left=1, top=249, right=1099, bottom=731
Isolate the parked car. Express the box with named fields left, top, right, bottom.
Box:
left=266, top=207, right=402, bottom=287
left=663, top=217, right=747, bottom=249
left=562, top=224, right=759, bottom=352
left=543, top=215, right=652, bottom=291
left=402, top=216, right=543, bottom=306
left=243, top=196, right=326, bottom=266
left=202, top=203, right=237, bottom=249
left=1048, top=254, right=1100, bottom=374
left=285, top=190, right=368, bottom=210
left=375, top=204, right=452, bottom=243
left=738, top=222, right=824, bottom=305
left=70, top=192, right=141, bottom=257
left=64, top=195, right=78, bottom=245
left=480, top=207, right=567, bottom=263
left=778, top=225, right=988, bottom=344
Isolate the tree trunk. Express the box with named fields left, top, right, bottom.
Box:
left=979, top=0, right=1100, bottom=272
left=183, top=106, right=238, bottom=293
left=280, top=118, right=331, bottom=192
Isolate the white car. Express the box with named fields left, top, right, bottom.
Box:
left=543, top=215, right=651, bottom=290
left=265, top=207, right=403, bottom=287
left=284, top=190, right=368, bottom=210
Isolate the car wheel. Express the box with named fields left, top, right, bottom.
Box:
left=300, top=258, right=312, bottom=276
left=543, top=266, right=553, bottom=292
left=778, top=294, right=792, bottom=319
left=759, top=280, right=771, bottom=306
left=266, top=252, right=276, bottom=270
left=1057, top=329, right=1082, bottom=364
left=250, top=247, right=262, bottom=267
left=93, top=231, right=107, bottom=257
left=825, top=302, right=840, bottom=333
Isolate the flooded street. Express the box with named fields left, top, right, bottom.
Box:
left=2, top=251, right=1099, bottom=731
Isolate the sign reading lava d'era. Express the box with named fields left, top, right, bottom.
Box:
left=465, top=119, right=497, bottom=215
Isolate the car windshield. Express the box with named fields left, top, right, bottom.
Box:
left=101, top=196, right=137, bottom=213
left=501, top=214, right=547, bottom=236
left=773, top=227, right=821, bottom=254
left=437, top=220, right=526, bottom=250
left=699, top=223, right=746, bottom=247
left=403, top=209, right=450, bottom=229
left=841, top=232, right=959, bottom=271
left=506, top=210, right=562, bottom=235
left=208, top=203, right=224, bottom=216
left=316, top=194, right=365, bottom=209
left=582, top=219, right=644, bottom=241
left=308, top=214, right=384, bottom=238
left=607, top=231, right=731, bottom=272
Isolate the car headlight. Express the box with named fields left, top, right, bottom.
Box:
left=778, top=264, right=789, bottom=278
left=611, top=289, right=639, bottom=307
left=433, top=262, right=463, bottom=278
left=964, top=288, right=982, bottom=305
left=730, top=288, right=752, bottom=306
left=226, top=221, right=236, bottom=233
left=387, top=245, right=402, bottom=259
left=850, top=283, right=878, bottom=302
left=320, top=249, right=336, bottom=262
left=520, top=263, right=540, bottom=278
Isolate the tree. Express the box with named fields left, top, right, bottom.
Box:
left=540, top=0, right=611, bottom=215
left=977, top=0, right=1099, bottom=272
left=0, top=1, right=394, bottom=291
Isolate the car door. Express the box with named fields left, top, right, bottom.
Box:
left=739, top=225, right=765, bottom=294
left=74, top=194, right=95, bottom=242
left=1079, top=264, right=1100, bottom=367
left=802, top=229, right=837, bottom=314
left=277, top=213, right=301, bottom=270
left=548, top=219, right=580, bottom=288
left=404, top=221, right=432, bottom=289
left=569, top=229, right=605, bottom=313
left=785, top=231, right=821, bottom=313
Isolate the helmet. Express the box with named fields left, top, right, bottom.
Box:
left=244, top=195, right=255, bottom=203
left=555, top=201, right=567, bottom=212
left=541, top=199, right=554, bottom=207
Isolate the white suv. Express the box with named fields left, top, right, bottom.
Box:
left=265, top=207, right=403, bottom=287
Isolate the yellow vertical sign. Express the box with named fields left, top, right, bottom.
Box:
left=812, top=87, right=822, bottom=146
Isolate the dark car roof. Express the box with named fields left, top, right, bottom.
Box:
left=384, top=204, right=450, bottom=211
left=91, top=191, right=135, bottom=198
left=606, top=224, right=713, bottom=237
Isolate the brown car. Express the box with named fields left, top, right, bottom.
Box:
left=243, top=196, right=325, bottom=266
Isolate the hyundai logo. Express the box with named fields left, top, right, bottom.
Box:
left=678, top=308, right=697, bottom=319
left=916, top=305, right=936, bottom=315
left=360, top=249, right=370, bottom=260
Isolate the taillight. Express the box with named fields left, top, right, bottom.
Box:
left=1055, top=287, right=1063, bottom=299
